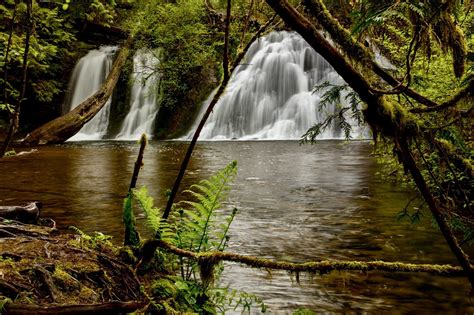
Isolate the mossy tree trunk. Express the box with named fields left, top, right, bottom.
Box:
left=263, top=0, right=474, bottom=286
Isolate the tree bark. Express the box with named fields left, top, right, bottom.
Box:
left=2, top=2, right=16, bottom=106
left=124, top=134, right=146, bottom=246
left=21, top=36, right=133, bottom=145
left=395, top=134, right=474, bottom=286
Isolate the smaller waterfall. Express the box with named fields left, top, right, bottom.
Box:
left=115, top=50, right=161, bottom=140
left=64, top=46, right=117, bottom=141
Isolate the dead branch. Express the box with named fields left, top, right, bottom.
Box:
left=162, top=10, right=278, bottom=221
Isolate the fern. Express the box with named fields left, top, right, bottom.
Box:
left=132, top=187, right=176, bottom=242
left=303, top=82, right=364, bottom=142
left=178, top=160, right=238, bottom=253
left=68, top=226, right=113, bottom=249
left=133, top=161, right=239, bottom=281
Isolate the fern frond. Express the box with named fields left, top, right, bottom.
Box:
left=180, top=161, right=238, bottom=253
left=132, top=187, right=163, bottom=233
left=69, top=226, right=90, bottom=239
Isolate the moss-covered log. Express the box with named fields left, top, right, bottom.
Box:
left=21, top=36, right=133, bottom=145
left=150, top=239, right=465, bottom=276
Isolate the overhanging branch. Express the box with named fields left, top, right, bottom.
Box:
left=411, top=76, right=473, bottom=113
left=302, top=0, right=440, bottom=108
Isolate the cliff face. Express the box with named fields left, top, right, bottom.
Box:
left=155, top=65, right=219, bottom=139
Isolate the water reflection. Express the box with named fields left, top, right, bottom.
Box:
left=0, top=141, right=472, bottom=312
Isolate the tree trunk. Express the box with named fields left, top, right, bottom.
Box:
left=22, top=36, right=133, bottom=145
left=0, top=0, right=32, bottom=157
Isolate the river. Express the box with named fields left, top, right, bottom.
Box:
left=0, top=141, right=472, bottom=313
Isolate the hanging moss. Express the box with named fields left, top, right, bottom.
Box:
left=198, top=255, right=219, bottom=288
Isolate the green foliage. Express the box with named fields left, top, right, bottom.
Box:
left=133, top=161, right=265, bottom=313
left=134, top=161, right=238, bottom=275
left=123, top=193, right=140, bottom=246
left=63, top=0, right=124, bottom=26
left=211, top=287, right=267, bottom=314
left=351, top=0, right=469, bottom=77
left=0, top=297, right=12, bottom=313
left=0, top=1, right=76, bottom=116
left=126, top=0, right=221, bottom=110
left=68, top=226, right=114, bottom=250
left=149, top=276, right=266, bottom=314
left=301, top=81, right=363, bottom=142
left=178, top=160, right=237, bottom=253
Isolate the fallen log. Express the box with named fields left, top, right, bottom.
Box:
left=0, top=202, right=41, bottom=224
left=3, top=300, right=148, bottom=315
left=22, top=36, right=133, bottom=145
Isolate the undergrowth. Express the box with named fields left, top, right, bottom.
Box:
left=133, top=161, right=267, bottom=314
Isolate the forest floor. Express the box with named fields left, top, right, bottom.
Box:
left=0, top=217, right=151, bottom=314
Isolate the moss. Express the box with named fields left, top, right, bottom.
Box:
left=303, top=0, right=372, bottom=63
left=79, top=286, right=100, bottom=303
left=52, top=267, right=81, bottom=291
left=119, top=246, right=138, bottom=264
left=436, top=138, right=456, bottom=152
left=293, top=308, right=316, bottom=315
left=151, top=278, right=177, bottom=298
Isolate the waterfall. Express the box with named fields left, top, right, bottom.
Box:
left=64, top=46, right=117, bottom=141
left=185, top=31, right=365, bottom=140
left=115, top=49, right=161, bottom=140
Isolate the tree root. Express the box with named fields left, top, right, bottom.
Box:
left=33, top=265, right=58, bottom=302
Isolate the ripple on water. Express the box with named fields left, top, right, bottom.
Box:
left=1, top=141, right=472, bottom=313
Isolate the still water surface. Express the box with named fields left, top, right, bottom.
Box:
left=0, top=141, right=472, bottom=313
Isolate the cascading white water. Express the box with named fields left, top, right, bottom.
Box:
left=64, top=46, right=117, bottom=141
left=115, top=49, right=161, bottom=140
left=185, top=31, right=365, bottom=140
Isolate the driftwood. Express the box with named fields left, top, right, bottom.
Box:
left=0, top=217, right=56, bottom=238
left=0, top=202, right=41, bottom=224
left=22, top=36, right=133, bottom=145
